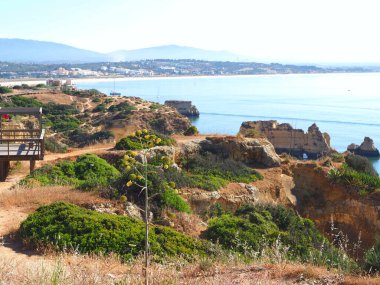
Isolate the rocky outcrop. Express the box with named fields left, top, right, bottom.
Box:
left=164, top=100, right=200, bottom=117
left=135, top=146, right=176, bottom=163
left=179, top=136, right=281, bottom=167
left=127, top=109, right=192, bottom=135
left=239, top=120, right=331, bottom=159
left=289, top=163, right=380, bottom=253
left=347, top=137, right=380, bottom=157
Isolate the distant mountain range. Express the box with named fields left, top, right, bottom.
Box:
left=0, top=38, right=246, bottom=63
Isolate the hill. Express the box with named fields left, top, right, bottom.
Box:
left=0, top=38, right=107, bottom=63
left=0, top=39, right=247, bottom=63
left=108, top=44, right=247, bottom=61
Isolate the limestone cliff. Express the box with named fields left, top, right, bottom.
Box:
left=164, top=100, right=200, bottom=117
left=288, top=162, right=380, bottom=253
left=239, top=120, right=331, bottom=159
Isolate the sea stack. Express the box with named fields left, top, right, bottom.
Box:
left=164, top=100, right=200, bottom=117
left=239, top=120, right=331, bottom=159
left=347, top=137, right=380, bottom=157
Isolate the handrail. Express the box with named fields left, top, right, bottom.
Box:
left=0, top=138, right=43, bottom=143
left=0, top=129, right=41, bottom=133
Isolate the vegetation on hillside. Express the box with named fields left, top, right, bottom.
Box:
left=204, top=204, right=358, bottom=272
left=115, top=130, right=175, bottom=150
left=365, top=236, right=380, bottom=272
left=20, top=202, right=207, bottom=261
left=328, top=164, right=380, bottom=195
left=21, top=154, right=120, bottom=189
left=0, top=86, right=13, bottom=94
left=184, top=126, right=199, bottom=136
left=345, top=154, right=378, bottom=177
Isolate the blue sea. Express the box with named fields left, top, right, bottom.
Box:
left=77, top=73, right=380, bottom=172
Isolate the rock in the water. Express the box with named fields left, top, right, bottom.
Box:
left=180, top=136, right=281, bottom=167
left=164, top=100, right=200, bottom=117
left=239, top=120, right=332, bottom=159
left=347, top=137, right=380, bottom=157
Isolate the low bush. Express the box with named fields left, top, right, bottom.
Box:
left=20, top=202, right=206, bottom=260
left=120, top=163, right=192, bottom=215
left=161, top=187, right=191, bottom=213
left=0, top=86, right=13, bottom=94
left=364, top=236, right=380, bottom=272
left=183, top=153, right=263, bottom=184
left=21, top=154, right=120, bottom=189
left=93, top=103, right=106, bottom=113
left=45, top=137, right=68, bottom=153
left=184, top=126, right=199, bottom=136
left=115, top=130, right=175, bottom=150
left=64, top=89, right=102, bottom=98
left=204, top=204, right=358, bottom=271
left=68, top=130, right=115, bottom=147
left=108, top=102, right=136, bottom=113
left=328, top=164, right=380, bottom=194
left=330, top=152, right=345, bottom=163
left=345, top=155, right=378, bottom=176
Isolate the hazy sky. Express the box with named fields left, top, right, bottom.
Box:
left=1, top=0, right=380, bottom=64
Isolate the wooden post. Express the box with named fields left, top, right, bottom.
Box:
left=30, top=159, right=36, bottom=173
left=0, top=161, right=10, bottom=182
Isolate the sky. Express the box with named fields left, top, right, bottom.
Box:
left=1, top=0, right=380, bottom=64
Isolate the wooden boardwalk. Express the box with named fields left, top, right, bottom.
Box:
left=0, top=142, right=43, bottom=160
left=0, top=107, right=45, bottom=181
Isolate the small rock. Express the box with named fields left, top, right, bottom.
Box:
left=209, top=191, right=221, bottom=199
left=245, top=185, right=258, bottom=193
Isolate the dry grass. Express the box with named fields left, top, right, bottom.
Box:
left=0, top=186, right=108, bottom=211
left=0, top=253, right=379, bottom=285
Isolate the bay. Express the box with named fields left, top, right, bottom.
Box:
left=77, top=73, right=380, bottom=172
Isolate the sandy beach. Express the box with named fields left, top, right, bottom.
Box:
left=0, top=73, right=332, bottom=87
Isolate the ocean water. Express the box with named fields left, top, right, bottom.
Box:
left=77, top=73, right=380, bottom=172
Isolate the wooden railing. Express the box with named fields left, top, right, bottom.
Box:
left=0, top=129, right=45, bottom=159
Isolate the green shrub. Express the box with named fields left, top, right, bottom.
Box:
left=345, top=155, right=378, bottom=177
left=21, top=154, right=120, bottom=189
left=187, top=174, right=228, bottom=191
left=108, top=102, right=136, bottom=113
left=184, top=126, right=199, bottom=136
left=68, top=130, right=115, bottom=147
left=120, top=162, right=192, bottom=215
left=0, top=86, right=13, bottom=94
left=204, top=204, right=358, bottom=271
left=45, top=137, right=68, bottom=153
left=184, top=153, right=263, bottom=184
left=20, top=202, right=206, bottom=260
left=328, top=165, right=380, bottom=193
left=149, top=103, right=160, bottom=110
left=74, top=154, right=120, bottom=188
left=364, top=237, right=380, bottom=272
left=115, top=131, right=175, bottom=150
left=161, top=187, right=191, bottom=213
left=93, top=103, right=106, bottom=113
left=330, top=152, right=345, bottom=163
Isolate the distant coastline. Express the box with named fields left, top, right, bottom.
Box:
left=1, top=72, right=380, bottom=87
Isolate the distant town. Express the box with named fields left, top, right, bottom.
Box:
left=0, top=59, right=374, bottom=80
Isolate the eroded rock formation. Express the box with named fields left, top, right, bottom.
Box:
left=289, top=162, right=380, bottom=252
left=347, top=137, right=380, bottom=157
left=164, top=100, right=200, bottom=117
left=239, top=120, right=331, bottom=159
left=180, top=136, right=281, bottom=167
